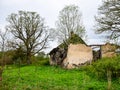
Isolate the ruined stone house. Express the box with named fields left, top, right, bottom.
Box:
left=49, top=32, right=119, bottom=69
left=49, top=43, right=93, bottom=69
left=90, top=43, right=120, bottom=60
left=49, top=32, right=90, bottom=68
left=101, top=43, right=119, bottom=58
left=49, top=42, right=120, bottom=69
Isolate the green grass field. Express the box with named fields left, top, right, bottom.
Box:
left=1, top=65, right=120, bottom=90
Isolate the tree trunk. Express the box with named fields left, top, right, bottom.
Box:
left=0, top=69, right=3, bottom=81
left=0, top=47, right=5, bottom=88
left=0, top=68, right=3, bottom=88
left=107, top=69, right=112, bottom=90
left=26, top=52, right=32, bottom=65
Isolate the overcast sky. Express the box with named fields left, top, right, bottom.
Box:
left=0, top=0, right=104, bottom=47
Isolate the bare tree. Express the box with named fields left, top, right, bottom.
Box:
left=0, top=30, right=8, bottom=66
left=95, top=0, right=120, bottom=41
left=6, top=11, right=49, bottom=64
left=56, top=5, right=86, bottom=45
left=0, top=29, right=8, bottom=85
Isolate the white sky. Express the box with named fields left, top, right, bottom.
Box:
left=0, top=0, right=104, bottom=50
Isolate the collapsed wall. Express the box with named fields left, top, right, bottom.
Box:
left=102, top=43, right=117, bottom=58
left=49, top=47, right=67, bottom=65
left=63, top=44, right=93, bottom=69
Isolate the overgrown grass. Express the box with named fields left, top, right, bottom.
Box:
left=1, top=58, right=120, bottom=90
left=1, top=65, right=119, bottom=90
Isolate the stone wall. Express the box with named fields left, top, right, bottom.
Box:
left=49, top=47, right=67, bottom=65
left=102, top=43, right=117, bottom=58
left=63, top=44, right=93, bottom=69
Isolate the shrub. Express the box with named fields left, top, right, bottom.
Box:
left=32, top=56, right=49, bottom=66
left=12, top=46, right=26, bottom=64
left=0, top=50, right=14, bottom=65
left=93, top=56, right=120, bottom=79
left=84, top=56, right=120, bottom=79
left=84, top=56, right=120, bottom=90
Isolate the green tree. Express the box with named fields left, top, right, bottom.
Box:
left=6, top=11, right=49, bottom=64
left=12, top=45, right=26, bottom=63
left=56, top=5, right=86, bottom=45
left=92, top=57, right=120, bottom=90
left=95, top=0, right=120, bottom=40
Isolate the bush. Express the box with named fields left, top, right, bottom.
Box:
left=0, top=50, right=14, bottom=65
left=32, top=56, right=49, bottom=66
left=84, top=56, right=120, bottom=80
left=83, top=56, right=120, bottom=89
left=12, top=46, right=26, bottom=64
